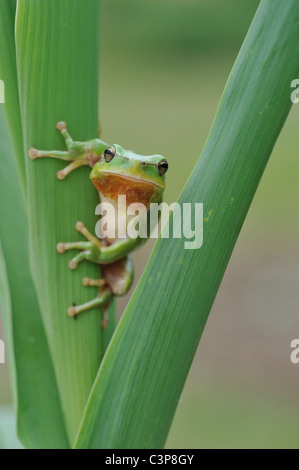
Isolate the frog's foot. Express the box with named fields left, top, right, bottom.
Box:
left=28, top=121, right=101, bottom=180
left=57, top=221, right=102, bottom=269
left=68, top=285, right=112, bottom=329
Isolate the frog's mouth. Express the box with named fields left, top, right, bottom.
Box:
left=91, top=173, right=163, bottom=207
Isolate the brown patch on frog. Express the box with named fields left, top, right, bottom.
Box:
left=101, top=258, right=129, bottom=296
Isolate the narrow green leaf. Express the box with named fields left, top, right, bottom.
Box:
left=0, top=0, right=26, bottom=198
left=16, top=0, right=114, bottom=444
left=75, top=0, right=299, bottom=448
left=0, top=238, right=14, bottom=400
left=0, top=109, right=69, bottom=448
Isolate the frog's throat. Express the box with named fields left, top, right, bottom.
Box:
left=91, top=173, right=163, bottom=207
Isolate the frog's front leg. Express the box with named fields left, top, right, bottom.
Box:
left=57, top=221, right=102, bottom=268
left=28, top=121, right=105, bottom=180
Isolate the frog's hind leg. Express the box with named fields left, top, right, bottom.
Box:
left=67, top=289, right=111, bottom=317
left=69, top=256, right=134, bottom=327
left=80, top=257, right=134, bottom=297
left=68, top=285, right=112, bottom=329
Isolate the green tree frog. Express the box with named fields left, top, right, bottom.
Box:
left=29, top=122, right=168, bottom=326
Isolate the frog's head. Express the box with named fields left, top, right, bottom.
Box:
left=90, top=144, right=168, bottom=207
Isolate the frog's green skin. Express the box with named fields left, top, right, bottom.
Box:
left=28, top=122, right=167, bottom=324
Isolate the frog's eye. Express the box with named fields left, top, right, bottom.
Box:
left=158, top=159, right=168, bottom=176
left=104, top=146, right=116, bottom=162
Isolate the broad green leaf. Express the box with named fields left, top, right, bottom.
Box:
left=75, top=0, right=299, bottom=448
left=16, top=0, right=115, bottom=444
left=0, top=109, right=69, bottom=448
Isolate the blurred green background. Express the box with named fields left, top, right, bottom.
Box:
left=1, top=0, right=299, bottom=448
